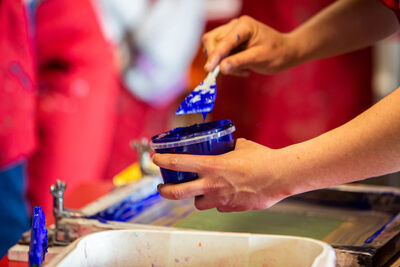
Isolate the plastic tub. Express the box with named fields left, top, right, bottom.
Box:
left=49, top=229, right=336, bottom=267
left=151, top=120, right=235, bottom=184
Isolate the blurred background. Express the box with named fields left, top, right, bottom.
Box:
left=2, top=0, right=400, bottom=227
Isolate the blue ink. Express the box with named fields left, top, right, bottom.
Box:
left=175, top=66, right=219, bottom=117
left=362, top=214, right=399, bottom=245
left=29, top=206, right=48, bottom=267
left=90, top=192, right=162, bottom=222
left=151, top=120, right=236, bottom=184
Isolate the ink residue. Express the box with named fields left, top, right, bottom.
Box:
left=90, top=191, right=161, bottom=222
left=175, top=76, right=217, bottom=117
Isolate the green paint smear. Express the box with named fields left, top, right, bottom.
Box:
left=175, top=209, right=343, bottom=240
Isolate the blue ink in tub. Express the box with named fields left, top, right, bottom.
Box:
left=151, top=120, right=235, bottom=184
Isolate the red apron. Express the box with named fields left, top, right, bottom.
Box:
left=27, top=0, right=120, bottom=213
left=0, top=0, right=37, bottom=168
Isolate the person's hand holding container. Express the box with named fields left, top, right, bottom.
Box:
left=150, top=120, right=235, bottom=184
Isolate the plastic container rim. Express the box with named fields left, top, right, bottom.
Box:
left=150, top=125, right=235, bottom=150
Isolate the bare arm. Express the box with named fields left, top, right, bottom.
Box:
left=153, top=87, right=400, bottom=212
left=279, top=86, right=400, bottom=196
left=204, top=0, right=400, bottom=75
left=290, top=0, right=400, bottom=63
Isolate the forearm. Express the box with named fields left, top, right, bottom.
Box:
left=278, top=87, right=400, bottom=196
left=288, top=0, right=400, bottom=65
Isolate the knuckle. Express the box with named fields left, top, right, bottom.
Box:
left=168, top=157, right=178, bottom=169
left=239, top=15, right=251, bottom=24
left=205, top=179, right=220, bottom=194
left=229, top=18, right=239, bottom=25
left=219, top=196, right=230, bottom=206
left=202, top=33, right=210, bottom=43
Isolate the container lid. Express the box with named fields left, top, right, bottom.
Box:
left=150, top=120, right=235, bottom=150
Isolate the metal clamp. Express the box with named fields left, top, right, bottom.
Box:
left=50, top=180, right=86, bottom=245
left=131, top=138, right=159, bottom=176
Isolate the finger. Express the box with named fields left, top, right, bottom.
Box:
left=205, top=21, right=253, bottom=72
left=157, top=179, right=207, bottom=200
left=219, top=47, right=260, bottom=75
left=194, top=196, right=217, bottom=210
left=216, top=205, right=246, bottom=213
left=216, top=206, right=232, bottom=212
left=216, top=206, right=238, bottom=213
left=152, top=153, right=214, bottom=173
left=202, top=21, right=237, bottom=61
left=226, top=69, right=250, bottom=77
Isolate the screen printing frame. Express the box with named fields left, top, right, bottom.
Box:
left=293, top=184, right=400, bottom=266
left=82, top=181, right=400, bottom=267
left=11, top=178, right=398, bottom=267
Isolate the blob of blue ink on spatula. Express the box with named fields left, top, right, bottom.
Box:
left=176, top=66, right=220, bottom=120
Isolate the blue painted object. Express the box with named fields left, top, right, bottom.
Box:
left=0, top=161, right=30, bottom=258
left=29, top=206, right=48, bottom=267
left=151, top=119, right=235, bottom=184
left=175, top=66, right=219, bottom=119
left=90, top=192, right=162, bottom=222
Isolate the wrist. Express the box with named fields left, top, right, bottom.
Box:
left=271, top=144, right=315, bottom=198
left=282, top=31, right=309, bottom=69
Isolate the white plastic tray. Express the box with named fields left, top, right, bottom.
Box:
left=48, top=229, right=336, bottom=267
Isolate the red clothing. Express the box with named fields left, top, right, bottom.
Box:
left=0, top=0, right=37, bottom=167
left=381, top=0, right=400, bottom=19
left=381, top=0, right=400, bottom=9
left=212, top=0, right=373, bottom=149
left=102, top=87, right=172, bottom=179
left=27, top=0, right=119, bottom=213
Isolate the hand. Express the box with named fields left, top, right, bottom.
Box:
left=203, top=16, right=298, bottom=76
left=152, top=138, right=292, bottom=212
